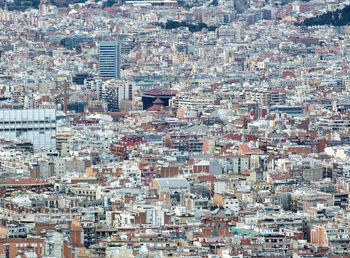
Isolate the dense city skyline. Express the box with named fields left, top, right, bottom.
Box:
left=0, top=0, right=350, bottom=257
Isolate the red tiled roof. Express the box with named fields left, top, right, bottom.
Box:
left=0, top=238, right=45, bottom=243
left=198, top=175, right=216, bottom=182
left=239, top=144, right=263, bottom=154
left=0, top=178, right=49, bottom=186
left=105, top=112, right=129, bottom=117
left=153, top=98, right=164, bottom=104
left=0, top=139, right=13, bottom=144
left=282, top=71, right=296, bottom=78
left=222, top=134, right=241, bottom=140
left=147, top=105, right=163, bottom=112
left=240, top=239, right=251, bottom=245
left=270, top=173, right=293, bottom=181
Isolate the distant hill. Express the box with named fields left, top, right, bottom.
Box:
left=155, top=20, right=217, bottom=33
left=297, top=5, right=350, bottom=26
left=0, top=0, right=117, bottom=11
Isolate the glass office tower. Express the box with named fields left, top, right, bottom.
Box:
left=99, top=41, right=121, bottom=80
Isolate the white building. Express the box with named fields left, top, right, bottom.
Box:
left=215, top=155, right=250, bottom=173
left=224, top=197, right=239, bottom=216
left=104, top=80, right=139, bottom=112
left=0, top=109, right=56, bottom=150
left=145, top=209, right=165, bottom=226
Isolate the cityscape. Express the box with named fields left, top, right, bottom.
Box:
left=0, top=0, right=350, bottom=257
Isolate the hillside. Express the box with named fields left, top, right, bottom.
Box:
left=0, top=0, right=117, bottom=11
left=297, top=5, right=350, bottom=26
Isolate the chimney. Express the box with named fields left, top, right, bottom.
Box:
left=63, top=81, right=68, bottom=114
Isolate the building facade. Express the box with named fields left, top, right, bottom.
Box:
left=99, top=41, right=121, bottom=80
left=0, top=109, right=56, bottom=150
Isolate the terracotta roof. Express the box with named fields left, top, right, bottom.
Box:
left=282, top=71, right=296, bottom=79
left=153, top=98, right=164, bottom=104
left=0, top=139, right=13, bottom=144
left=0, top=238, right=45, bottom=243
left=270, top=173, right=293, bottom=181
left=222, top=134, right=241, bottom=140
left=70, top=219, right=82, bottom=230
left=0, top=178, right=49, bottom=186
left=216, top=155, right=249, bottom=159
left=290, top=131, right=308, bottom=137
left=239, top=144, right=263, bottom=154
left=197, top=175, right=216, bottom=182
left=147, top=105, right=163, bottom=112
left=240, top=239, right=251, bottom=245
left=105, top=112, right=129, bottom=117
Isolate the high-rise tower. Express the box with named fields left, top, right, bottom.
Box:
left=98, top=41, right=121, bottom=80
